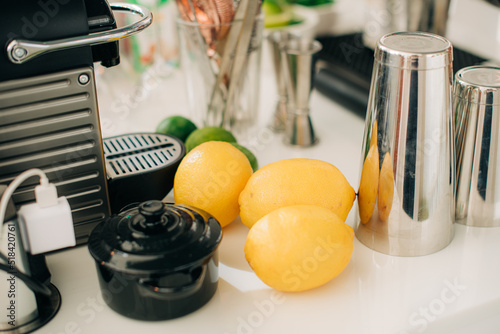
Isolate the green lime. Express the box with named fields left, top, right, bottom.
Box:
left=231, top=143, right=258, bottom=172
left=184, top=127, right=237, bottom=152
left=295, top=0, right=334, bottom=6
left=156, top=115, right=198, bottom=142
left=264, top=11, right=293, bottom=28
left=262, top=1, right=283, bottom=15
left=262, top=1, right=293, bottom=28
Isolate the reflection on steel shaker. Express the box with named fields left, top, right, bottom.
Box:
left=355, top=32, right=455, bottom=256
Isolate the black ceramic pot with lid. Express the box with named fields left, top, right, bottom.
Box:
left=88, top=200, right=222, bottom=321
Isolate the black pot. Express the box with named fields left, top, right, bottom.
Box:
left=87, top=201, right=222, bottom=321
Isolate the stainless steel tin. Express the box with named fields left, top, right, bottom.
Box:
left=355, top=32, right=455, bottom=256
left=454, top=66, right=500, bottom=227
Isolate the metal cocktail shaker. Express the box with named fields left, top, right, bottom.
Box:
left=355, top=32, right=455, bottom=256
left=454, top=66, right=500, bottom=227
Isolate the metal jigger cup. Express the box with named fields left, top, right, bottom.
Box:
left=454, top=66, right=500, bottom=227
left=267, top=31, right=294, bottom=132
left=282, top=38, right=322, bottom=147
left=354, top=32, right=455, bottom=256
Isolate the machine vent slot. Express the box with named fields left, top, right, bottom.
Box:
left=0, top=79, right=70, bottom=100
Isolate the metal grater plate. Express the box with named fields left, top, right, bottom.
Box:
left=103, top=133, right=184, bottom=178
left=102, top=133, right=185, bottom=214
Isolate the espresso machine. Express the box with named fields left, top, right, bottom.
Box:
left=0, top=1, right=151, bottom=332
left=0, top=0, right=152, bottom=244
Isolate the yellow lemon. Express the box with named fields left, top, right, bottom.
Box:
left=245, top=205, right=354, bottom=292
left=173, top=141, right=253, bottom=227
left=238, top=158, right=355, bottom=229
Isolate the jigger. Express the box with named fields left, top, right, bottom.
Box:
left=282, top=38, right=322, bottom=147
left=268, top=31, right=293, bottom=132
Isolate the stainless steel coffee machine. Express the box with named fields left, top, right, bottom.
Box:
left=0, top=0, right=152, bottom=245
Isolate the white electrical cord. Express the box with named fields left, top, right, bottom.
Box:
left=0, top=169, right=56, bottom=296
left=0, top=168, right=50, bottom=231
left=0, top=168, right=73, bottom=296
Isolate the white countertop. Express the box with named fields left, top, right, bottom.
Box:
left=40, top=30, right=500, bottom=334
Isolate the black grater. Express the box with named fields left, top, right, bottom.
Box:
left=103, top=133, right=185, bottom=214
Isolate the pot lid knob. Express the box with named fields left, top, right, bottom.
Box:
left=130, top=200, right=174, bottom=234
left=139, top=200, right=165, bottom=218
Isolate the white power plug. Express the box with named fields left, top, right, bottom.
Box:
left=0, top=169, right=76, bottom=255
left=17, top=197, right=75, bottom=255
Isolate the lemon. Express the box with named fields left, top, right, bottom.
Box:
left=239, top=158, right=356, bottom=228
left=231, top=143, right=258, bottom=172
left=173, top=141, right=253, bottom=227
left=184, top=127, right=237, bottom=152
left=155, top=115, right=197, bottom=142
left=245, top=205, right=354, bottom=292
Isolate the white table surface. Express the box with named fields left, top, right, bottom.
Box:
left=41, top=31, right=500, bottom=334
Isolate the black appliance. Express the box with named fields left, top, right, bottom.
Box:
left=0, top=0, right=152, bottom=245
